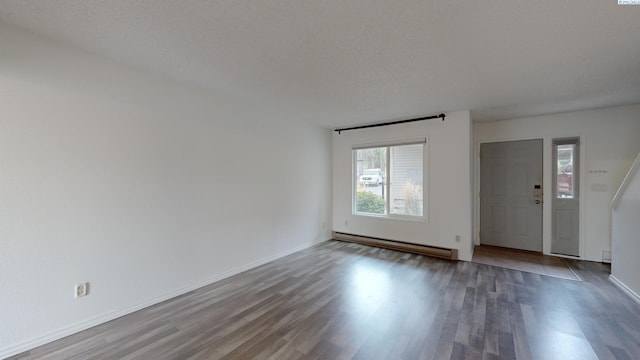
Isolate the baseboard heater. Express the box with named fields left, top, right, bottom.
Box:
left=333, top=232, right=458, bottom=261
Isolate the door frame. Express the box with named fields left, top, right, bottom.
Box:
left=551, top=137, right=580, bottom=256
left=473, top=134, right=585, bottom=259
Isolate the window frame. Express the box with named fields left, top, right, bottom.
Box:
left=352, top=139, right=428, bottom=222
left=553, top=139, right=579, bottom=199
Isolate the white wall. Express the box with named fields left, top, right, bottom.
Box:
left=332, top=111, right=474, bottom=261
left=474, top=105, right=640, bottom=261
left=0, top=24, right=332, bottom=357
left=611, top=154, right=640, bottom=302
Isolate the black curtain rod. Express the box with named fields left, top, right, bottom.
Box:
left=334, top=113, right=445, bottom=134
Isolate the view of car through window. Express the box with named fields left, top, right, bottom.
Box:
left=359, top=168, right=384, bottom=186
left=354, top=143, right=424, bottom=217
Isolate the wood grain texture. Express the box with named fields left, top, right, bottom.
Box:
left=8, top=241, right=640, bottom=360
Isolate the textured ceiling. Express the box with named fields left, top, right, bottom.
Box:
left=1, top=1, right=639, bottom=127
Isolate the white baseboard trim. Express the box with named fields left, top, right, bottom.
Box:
left=609, top=275, right=640, bottom=306
left=0, top=239, right=327, bottom=359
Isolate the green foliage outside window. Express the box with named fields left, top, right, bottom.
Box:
left=356, top=191, right=385, bottom=214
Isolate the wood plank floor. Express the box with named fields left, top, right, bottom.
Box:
left=9, top=240, right=640, bottom=360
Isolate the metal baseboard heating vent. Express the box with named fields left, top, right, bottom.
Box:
left=333, top=232, right=458, bottom=261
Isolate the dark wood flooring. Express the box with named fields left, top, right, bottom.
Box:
left=9, top=240, right=640, bottom=360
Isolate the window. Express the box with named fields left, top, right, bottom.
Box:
left=353, top=139, right=425, bottom=219
left=554, top=142, right=577, bottom=198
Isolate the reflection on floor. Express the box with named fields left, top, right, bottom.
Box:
left=472, top=245, right=582, bottom=281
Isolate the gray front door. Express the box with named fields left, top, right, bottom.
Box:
left=480, top=139, right=543, bottom=252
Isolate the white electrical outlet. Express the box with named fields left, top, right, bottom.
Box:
left=75, top=282, right=90, bottom=298
left=455, top=235, right=461, bottom=242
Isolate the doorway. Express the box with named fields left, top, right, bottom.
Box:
left=551, top=138, right=580, bottom=256
left=480, top=139, right=543, bottom=252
